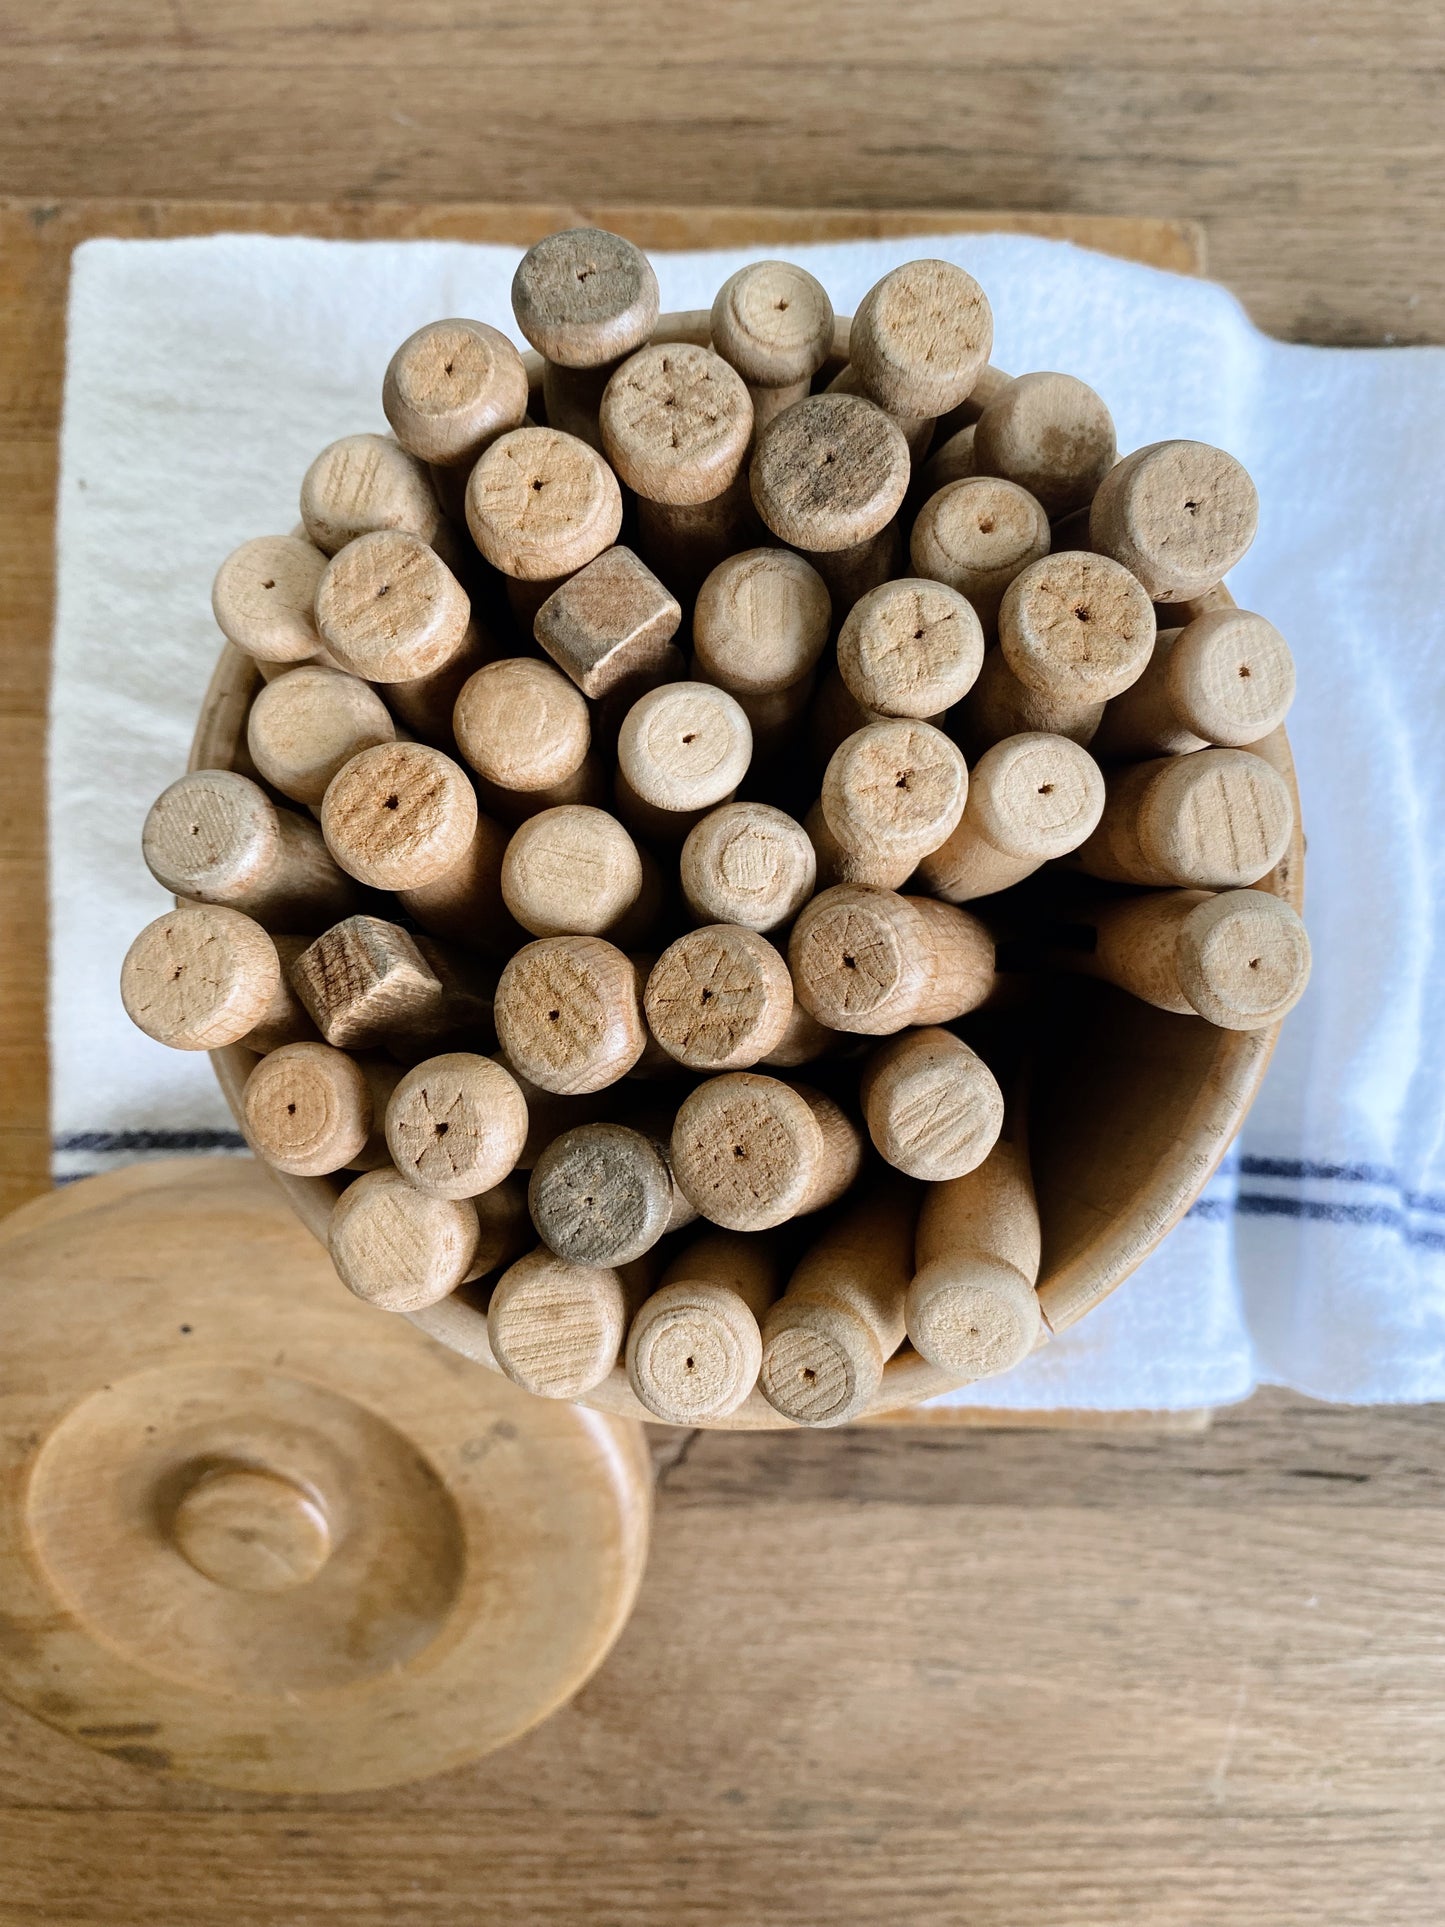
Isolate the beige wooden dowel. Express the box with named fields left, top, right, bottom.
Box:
left=825, top=361, right=932, bottom=462
left=289, top=915, right=459, bottom=1051
left=757, top=1181, right=920, bottom=1426
left=809, top=520, right=905, bottom=608
left=389, top=936, right=497, bottom=1063
left=241, top=1042, right=399, bottom=1177
left=382, top=317, right=529, bottom=468
left=465, top=425, right=623, bottom=584
left=244, top=932, right=322, bottom=1051
left=669, top=1073, right=862, bottom=1231
left=1073, top=746, right=1296, bottom=888
left=749, top=392, right=911, bottom=562
left=625, top=1229, right=783, bottom=1424
left=760, top=1000, right=838, bottom=1069
left=710, top=259, right=834, bottom=437
left=908, top=1130, right=1044, bottom=1377
left=849, top=260, right=993, bottom=419
left=789, top=886, right=996, bottom=1035
left=528, top=1119, right=695, bottom=1267
left=474, top=755, right=609, bottom=829
left=532, top=546, right=682, bottom=699
left=212, top=534, right=328, bottom=664
left=911, top=476, right=1052, bottom=632
left=513, top=226, right=661, bottom=365
left=1089, top=439, right=1259, bottom=599
left=600, top=342, right=756, bottom=591
left=836, top=578, right=985, bottom=719
left=919, top=423, right=977, bottom=496
left=493, top=934, right=647, bottom=1095
left=616, top=680, right=753, bottom=821
left=246, top=664, right=396, bottom=806
left=320, top=740, right=478, bottom=891
left=395, top=810, right=521, bottom=957
left=932, top=363, right=1014, bottom=440
left=643, top=925, right=795, bottom=1072
left=955, top=645, right=1107, bottom=756
left=804, top=798, right=917, bottom=892
left=500, top=804, right=661, bottom=943
left=1057, top=887, right=1312, bottom=1029
left=329, top=1166, right=497, bottom=1311
left=384, top=1051, right=530, bottom=1198
left=313, top=529, right=472, bottom=685
left=915, top=731, right=1106, bottom=903
left=860, top=1027, right=1005, bottom=1181
left=299, top=432, right=445, bottom=556
left=679, top=801, right=817, bottom=932
left=1089, top=608, right=1296, bottom=758
left=820, top=719, right=969, bottom=881
left=972, top=371, right=1117, bottom=518
left=374, top=619, right=497, bottom=747
left=996, top=551, right=1156, bottom=742
left=487, top=1244, right=647, bottom=1399
left=692, top=547, right=831, bottom=697
left=143, top=769, right=359, bottom=932
left=121, top=904, right=282, bottom=1051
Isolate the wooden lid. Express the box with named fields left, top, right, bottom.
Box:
left=465, top=427, right=623, bottom=580
left=0, top=1159, right=649, bottom=1792
left=848, top=259, right=993, bottom=417
left=599, top=342, right=753, bottom=504
left=511, top=227, right=660, bottom=368
left=750, top=393, right=910, bottom=552
left=382, top=317, right=529, bottom=466
left=999, top=551, right=1156, bottom=705
left=709, top=260, right=835, bottom=387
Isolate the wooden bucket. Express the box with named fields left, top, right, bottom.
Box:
left=194, top=309, right=1304, bottom=1428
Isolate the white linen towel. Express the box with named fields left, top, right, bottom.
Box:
left=49, top=229, right=1445, bottom=1409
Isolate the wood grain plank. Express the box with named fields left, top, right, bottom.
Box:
left=0, top=1, right=1439, bottom=343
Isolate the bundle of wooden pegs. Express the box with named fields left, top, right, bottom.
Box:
left=122, top=228, right=1309, bottom=1427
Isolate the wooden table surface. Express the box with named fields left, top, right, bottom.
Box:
left=2, top=7, right=1444, bottom=1921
